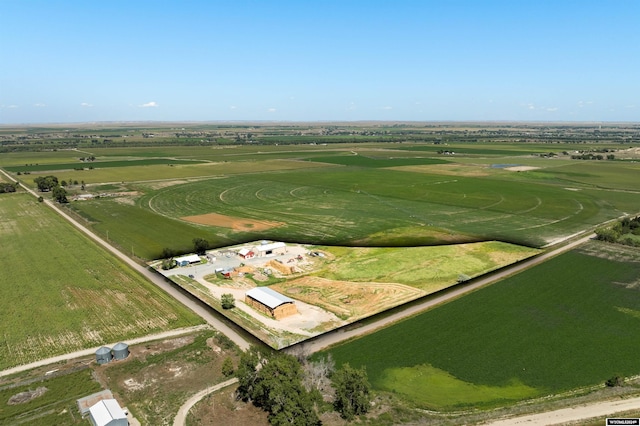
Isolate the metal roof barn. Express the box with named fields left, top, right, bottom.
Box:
left=246, top=287, right=294, bottom=309
left=88, top=398, right=128, bottom=426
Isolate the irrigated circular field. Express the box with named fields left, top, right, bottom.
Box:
left=143, top=166, right=631, bottom=247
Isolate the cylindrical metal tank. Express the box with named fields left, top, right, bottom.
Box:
left=95, top=346, right=112, bottom=365
left=112, top=342, right=129, bottom=360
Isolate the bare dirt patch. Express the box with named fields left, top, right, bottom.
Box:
left=8, top=387, right=48, bottom=405
left=392, top=163, right=491, bottom=177
left=504, top=166, right=540, bottom=172
left=182, top=212, right=284, bottom=231
left=272, top=276, right=425, bottom=320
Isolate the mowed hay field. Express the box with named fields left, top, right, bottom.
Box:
left=322, top=241, right=640, bottom=410
left=0, top=193, right=202, bottom=370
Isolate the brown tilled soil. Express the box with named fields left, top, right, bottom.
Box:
left=182, top=212, right=284, bottom=231
left=272, top=276, right=425, bottom=319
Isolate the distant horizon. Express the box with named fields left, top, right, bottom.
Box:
left=1, top=119, right=638, bottom=128
left=2, top=1, right=638, bottom=124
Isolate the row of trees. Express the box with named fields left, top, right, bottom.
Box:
left=235, top=348, right=372, bottom=425
left=595, top=216, right=640, bottom=247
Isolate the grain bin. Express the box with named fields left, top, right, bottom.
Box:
left=95, top=346, right=112, bottom=365
left=112, top=342, right=129, bottom=360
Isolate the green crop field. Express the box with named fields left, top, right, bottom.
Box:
left=3, top=158, right=208, bottom=173
left=0, top=368, right=100, bottom=425
left=0, top=193, right=202, bottom=369
left=321, top=241, right=640, bottom=410
left=30, top=142, right=636, bottom=260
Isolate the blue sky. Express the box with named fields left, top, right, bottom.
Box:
left=1, top=0, right=638, bottom=123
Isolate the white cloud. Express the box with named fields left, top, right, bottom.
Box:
left=139, top=101, right=159, bottom=108
left=546, top=107, right=558, bottom=112
left=267, top=108, right=276, bottom=113
left=34, top=103, right=46, bottom=107
left=230, top=105, right=237, bottom=110
left=381, top=106, right=393, bottom=110
left=3, top=104, right=19, bottom=109
left=81, top=102, right=93, bottom=107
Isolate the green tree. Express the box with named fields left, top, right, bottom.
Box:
left=161, top=258, right=176, bottom=270
left=193, top=237, right=209, bottom=255
left=221, top=293, right=235, bottom=309
left=332, top=363, right=372, bottom=421
left=52, top=186, right=68, bottom=203
left=222, top=356, right=235, bottom=377
left=33, top=175, right=58, bottom=192
left=236, top=350, right=321, bottom=425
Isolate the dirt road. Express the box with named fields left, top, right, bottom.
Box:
left=0, top=169, right=251, bottom=352
left=484, top=396, right=640, bottom=425
left=172, top=377, right=239, bottom=426
left=0, top=325, right=209, bottom=378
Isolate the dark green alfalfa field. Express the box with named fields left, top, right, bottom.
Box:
left=322, top=242, right=640, bottom=409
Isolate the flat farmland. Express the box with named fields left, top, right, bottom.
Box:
left=28, top=158, right=329, bottom=190
left=0, top=193, right=202, bottom=370
left=321, top=241, right=640, bottom=410
left=143, top=164, right=639, bottom=248
left=269, top=242, right=538, bottom=320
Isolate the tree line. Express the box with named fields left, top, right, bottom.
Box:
left=235, top=347, right=372, bottom=425
left=595, top=216, right=640, bottom=247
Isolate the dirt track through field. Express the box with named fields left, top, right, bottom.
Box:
left=483, top=395, right=640, bottom=425
left=0, top=325, right=209, bottom=378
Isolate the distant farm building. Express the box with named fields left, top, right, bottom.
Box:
left=245, top=287, right=298, bottom=319
left=88, top=398, right=128, bottom=426
left=255, top=242, right=287, bottom=257
left=175, top=254, right=201, bottom=267
left=238, top=248, right=255, bottom=259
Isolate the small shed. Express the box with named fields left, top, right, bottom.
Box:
left=255, top=242, right=287, bottom=257
left=112, top=342, right=129, bottom=360
left=238, top=248, right=255, bottom=259
left=88, top=399, right=128, bottom=426
left=245, top=287, right=298, bottom=319
left=175, top=254, right=201, bottom=267
left=95, top=346, right=112, bottom=365
left=221, top=268, right=237, bottom=279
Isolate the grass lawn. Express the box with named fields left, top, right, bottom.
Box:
left=321, top=241, right=640, bottom=410
left=0, top=193, right=202, bottom=370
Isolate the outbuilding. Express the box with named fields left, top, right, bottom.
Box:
left=88, top=398, right=128, bottom=426
left=255, top=242, right=287, bottom=257
left=245, top=287, right=298, bottom=319
left=238, top=248, right=255, bottom=259
left=175, top=254, right=201, bottom=267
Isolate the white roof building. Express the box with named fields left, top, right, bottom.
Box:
left=246, top=287, right=294, bottom=309
left=175, top=254, right=201, bottom=265
left=88, top=399, right=128, bottom=426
